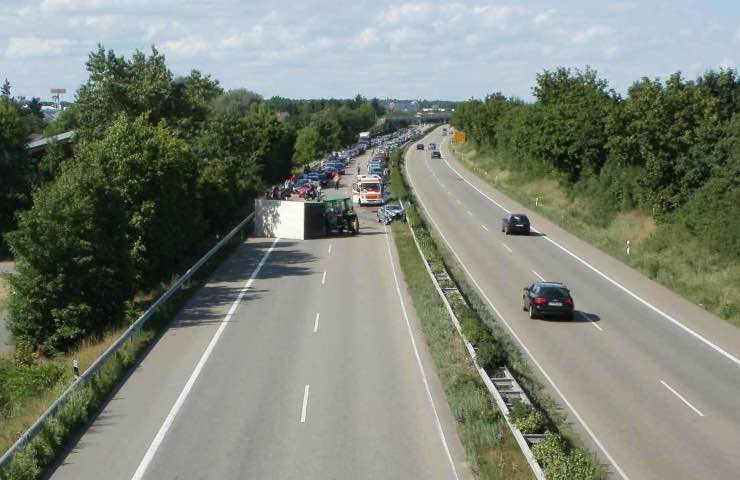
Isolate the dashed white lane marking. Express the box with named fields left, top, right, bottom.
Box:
left=328, top=243, right=332, bottom=254
left=466, top=210, right=473, bottom=216
left=313, top=312, right=320, bottom=333
left=481, top=224, right=489, bottom=232
left=321, top=271, right=327, bottom=285
left=131, top=238, right=280, bottom=480
left=300, top=384, right=310, bottom=423
left=501, top=243, right=513, bottom=253
left=455, top=199, right=461, bottom=205
left=532, top=270, right=545, bottom=281
left=660, top=380, right=705, bottom=417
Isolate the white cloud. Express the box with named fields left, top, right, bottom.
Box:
left=83, top=14, right=117, bottom=30
left=352, top=28, right=378, bottom=48
left=144, top=21, right=168, bottom=41
left=533, top=9, right=555, bottom=26
left=158, top=38, right=210, bottom=58
left=40, top=0, right=147, bottom=12
left=5, top=36, right=74, bottom=57
left=378, top=3, right=433, bottom=25
left=571, top=25, right=615, bottom=44
left=221, top=26, right=263, bottom=49
left=472, top=5, right=521, bottom=27
left=720, top=57, right=735, bottom=69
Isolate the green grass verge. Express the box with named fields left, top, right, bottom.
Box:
left=392, top=222, right=533, bottom=479
left=0, top=219, right=252, bottom=480
left=452, top=143, right=740, bottom=327
left=0, top=275, right=9, bottom=312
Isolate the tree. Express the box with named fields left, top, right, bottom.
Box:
left=5, top=161, right=133, bottom=351
left=0, top=101, right=31, bottom=256
left=293, top=124, right=322, bottom=166
left=78, top=114, right=202, bottom=288
left=530, top=66, right=616, bottom=181
left=210, top=89, right=263, bottom=117
left=607, top=73, right=717, bottom=214
left=75, top=46, right=222, bottom=141
left=1, top=78, right=10, bottom=99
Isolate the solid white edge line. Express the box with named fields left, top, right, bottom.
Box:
left=531, top=270, right=545, bottom=282
left=408, top=144, right=631, bottom=480
left=321, top=271, right=327, bottom=285
left=131, top=237, right=280, bottom=480
left=383, top=225, right=461, bottom=480
left=501, top=243, right=513, bottom=253
left=313, top=312, right=320, bottom=333
left=439, top=137, right=740, bottom=369
left=300, top=384, right=310, bottom=423
left=660, top=380, right=705, bottom=417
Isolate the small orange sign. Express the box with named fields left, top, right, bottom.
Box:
left=454, top=131, right=466, bottom=144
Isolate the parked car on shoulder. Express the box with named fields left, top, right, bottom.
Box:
left=377, top=204, right=406, bottom=224
left=522, top=282, right=574, bottom=320
left=501, top=213, right=530, bottom=235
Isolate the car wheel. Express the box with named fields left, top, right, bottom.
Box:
left=529, top=305, right=537, bottom=319
left=505, top=227, right=510, bottom=235
left=522, top=298, right=528, bottom=311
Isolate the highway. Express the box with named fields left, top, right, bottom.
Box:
left=48, top=150, right=472, bottom=480
left=406, top=126, right=740, bottom=479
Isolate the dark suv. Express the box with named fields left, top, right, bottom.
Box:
left=431, top=151, right=442, bottom=159
left=416, top=143, right=424, bottom=150
left=502, top=213, right=530, bottom=235
left=522, top=282, right=574, bottom=320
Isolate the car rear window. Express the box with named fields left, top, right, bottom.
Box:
left=511, top=215, right=529, bottom=223
left=539, top=287, right=570, bottom=298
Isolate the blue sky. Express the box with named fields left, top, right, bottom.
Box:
left=1, top=0, right=738, bottom=101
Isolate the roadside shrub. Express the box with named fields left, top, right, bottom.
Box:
left=475, top=340, right=506, bottom=370
left=509, top=401, right=547, bottom=434
left=544, top=448, right=601, bottom=480
left=532, top=431, right=567, bottom=466
left=2, top=448, right=40, bottom=480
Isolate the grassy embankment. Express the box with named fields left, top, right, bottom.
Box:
left=452, top=143, right=740, bottom=328
left=389, top=146, right=602, bottom=479
left=0, top=222, right=251, bottom=480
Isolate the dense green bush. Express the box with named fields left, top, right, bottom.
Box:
left=509, top=401, right=547, bottom=434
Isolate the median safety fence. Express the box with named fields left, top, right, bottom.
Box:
left=400, top=198, right=547, bottom=480
left=0, top=212, right=255, bottom=473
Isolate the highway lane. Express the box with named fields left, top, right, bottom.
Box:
left=406, top=127, right=740, bottom=479
left=48, top=150, right=471, bottom=480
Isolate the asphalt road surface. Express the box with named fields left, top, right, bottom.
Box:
left=47, top=149, right=472, bottom=480
left=406, top=127, right=740, bottom=479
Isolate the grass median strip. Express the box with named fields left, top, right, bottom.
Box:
left=392, top=222, right=532, bottom=479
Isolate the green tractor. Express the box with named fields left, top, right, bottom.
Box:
left=323, top=195, right=360, bottom=235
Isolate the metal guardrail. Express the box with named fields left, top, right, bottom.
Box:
left=0, top=211, right=255, bottom=471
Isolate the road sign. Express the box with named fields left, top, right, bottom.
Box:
left=454, top=131, right=466, bottom=144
